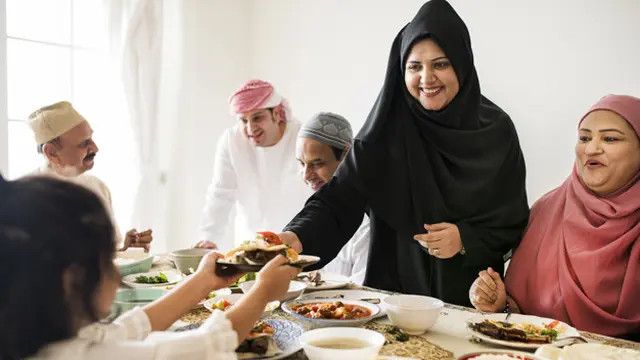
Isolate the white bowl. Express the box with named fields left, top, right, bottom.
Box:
left=383, top=294, right=443, bottom=335
left=170, top=248, right=211, bottom=274
left=111, top=288, right=168, bottom=315
left=282, top=298, right=380, bottom=328
left=300, top=327, right=385, bottom=360
left=203, top=293, right=280, bottom=317
left=239, top=280, right=307, bottom=301
left=114, top=249, right=153, bottom=276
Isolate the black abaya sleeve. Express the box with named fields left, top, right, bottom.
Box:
left=283, top=159, right=367, bottom=269
left=456, top=218, right=528, bottom=269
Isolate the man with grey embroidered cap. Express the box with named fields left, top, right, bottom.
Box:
left=27, top=101, right=152, bottom=251
left=296, top=112, right=370, bottom=285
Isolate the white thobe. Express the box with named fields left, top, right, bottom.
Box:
left=322, top=216, right=371, bottom=285
left=199, top=121, right=312, bottom=250
left=28, top=307, right=238, bottom=360
left=30, top=165, right=123, bottom=244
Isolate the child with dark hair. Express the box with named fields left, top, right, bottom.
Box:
left=0, top=174, right=299, bottom=360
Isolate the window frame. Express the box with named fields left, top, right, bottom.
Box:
left=2, top=0, right=97, bottom=178
left=1, top=0, right=8, bottom=175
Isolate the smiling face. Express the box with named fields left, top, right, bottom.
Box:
left=404, top=38, right=460, bottom=111
left=296, top=137, right=342, bottom=192
left=576, top=110, right=640, bottom=195
left=239, top=108, right=286, bottom=147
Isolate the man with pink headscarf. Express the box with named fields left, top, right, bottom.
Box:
left=196, top=80, right=312, bottom=250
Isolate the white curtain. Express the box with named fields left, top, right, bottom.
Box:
left=105, top=0, right=167, bottom=249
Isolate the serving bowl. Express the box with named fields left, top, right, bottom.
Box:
left=170, top=248, right=211, bottom=274
left=383, top=294, right=443, bottom=335
left=114, top=249, right=153, bottom=276
left=239, top=280, right=307, bottom=301
left=299, top=327, right=385, bottom=360
left=111, top=288, right=167, bottom=315
left=282, top=298, right=380, bottom=328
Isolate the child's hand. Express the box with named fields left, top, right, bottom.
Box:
left=254, top=255, right=301, bottom=302
left=196, top=251, right=244, bottom=289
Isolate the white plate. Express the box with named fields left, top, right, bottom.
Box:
left=535, top=343, right=639, bottom=360
left=240, top=319, right=304, bottom=360
left=203, top=293, right=280, bottom=317
left=298, top=271, right=350, bottom=290
left=299, top=289, right=389, bottom=318
left=170, top=318, right=303, bottom=360
left=282, top=298, right=380, bottom=327
left=467, top=313, right=580, bottom=350
left=460, top=350, right=543, bottom=360
left=122, top=270, right=183, bottom=288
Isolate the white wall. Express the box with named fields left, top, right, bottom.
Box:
left=164, top=0, right=640, bottom=250
left=162, top=0, right=252, bottom=250
left=247, top=0, right=640, bottom=202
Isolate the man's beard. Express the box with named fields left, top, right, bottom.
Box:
left=56, top=164, right=84, bottom=177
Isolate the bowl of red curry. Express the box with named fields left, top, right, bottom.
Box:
left=282, top=298, right=380, bottom=328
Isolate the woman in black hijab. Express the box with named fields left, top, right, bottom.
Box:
left=281, top=0, right=529, bottom=306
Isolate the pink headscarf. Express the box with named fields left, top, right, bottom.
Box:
left=228, top=79, right=291, bottom=122
left=505, top=94, right=640, bottom=337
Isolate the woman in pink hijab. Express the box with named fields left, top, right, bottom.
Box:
left=469, top=94, right=640, bottom=338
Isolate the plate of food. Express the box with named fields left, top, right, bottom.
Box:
left=122, top=269, right=183, bottom=288
left=296, top=270, right=350, bottom=290
left=534, top=343, right=639, bottom=360
left=458, top=350, right=544, bottom=359
left=237, top=319, right=303, bottom=360
left=172, top=318, right=303, bottom=359
left=203, top=293, right=280, bottom=317
left=216, top=232, right=320, bottom=275
left=467, top=313, right=580, bottom=350
left=282, top=298, right=380, bottom=328
left=299, top=289, right=389, bottom=318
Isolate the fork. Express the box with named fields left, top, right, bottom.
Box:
left=551, top=335, right=589, bottom=347
left=504, top=310, right=512, bottom=322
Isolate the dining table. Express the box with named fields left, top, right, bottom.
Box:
left=129, top=255, right=640, bottom=360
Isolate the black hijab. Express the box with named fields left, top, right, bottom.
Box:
left=343, top=0, right=527, bottom=302
left=287, top=0, right=529, bottom=305
left=351, top=0, right=528, bottom=235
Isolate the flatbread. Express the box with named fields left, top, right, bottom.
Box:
left=224, top=234, right=298, bottom=265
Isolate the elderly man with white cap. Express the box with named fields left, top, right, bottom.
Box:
left=296, top=112, right=370, bottom=284
left=28, top=101, right=152, bottom=251
left=196, top=80, right=312, bottom=250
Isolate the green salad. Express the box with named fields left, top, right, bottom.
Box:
left=135, top=272, right=169, bottom=284
left=231, top=272, right=256, bottom=287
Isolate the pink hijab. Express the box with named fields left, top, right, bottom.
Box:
left=505, top=95, right=640, bottom=337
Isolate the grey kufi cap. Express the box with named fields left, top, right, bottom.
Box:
left=299, top=112, right=353, bottom=150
